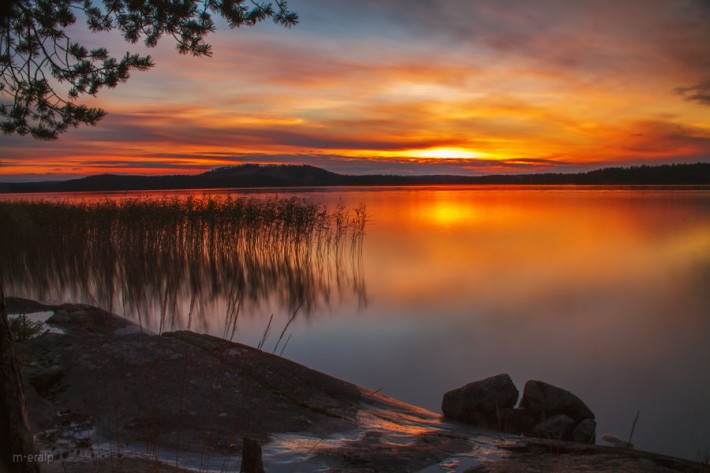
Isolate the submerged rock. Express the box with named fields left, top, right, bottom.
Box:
left=441, top=374, right=519, bottom=429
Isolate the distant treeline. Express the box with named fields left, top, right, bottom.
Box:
left=1, top=162, right=708, bottom=193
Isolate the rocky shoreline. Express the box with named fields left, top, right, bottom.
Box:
left=7, top=297, right=710, bottom=472
left=442, top=374, right=597, bottom=444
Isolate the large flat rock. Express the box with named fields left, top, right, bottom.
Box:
left=15, top=302, right=361, bottom=456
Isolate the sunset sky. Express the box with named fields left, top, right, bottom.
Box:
left=2, top=0, right=710, bottom=180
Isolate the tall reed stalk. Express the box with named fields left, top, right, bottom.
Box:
left=0, top=195, right=366, bottom=335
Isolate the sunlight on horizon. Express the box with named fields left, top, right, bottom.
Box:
left=2, top=1, right=709, bottom=177
left=408, top=147, right=490, bottom=160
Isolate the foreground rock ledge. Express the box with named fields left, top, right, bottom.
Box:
left=8, top=298, right=709, bottom=473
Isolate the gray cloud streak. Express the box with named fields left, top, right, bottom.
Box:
left=675, top=80, right=710, bottom=106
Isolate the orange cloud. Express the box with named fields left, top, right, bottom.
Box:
left=1, top=1, right=709, bottom=179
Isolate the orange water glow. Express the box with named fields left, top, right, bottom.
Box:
left=1, top=185, right=708, bottom=460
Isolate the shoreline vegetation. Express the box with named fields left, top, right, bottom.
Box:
left=0, top=196, right=367, bottom=336
left=0, top=162, right=709, bottom=194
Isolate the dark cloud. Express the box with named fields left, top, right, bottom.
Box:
left=500, top=157, right=573, bottom=167
left=75, top=160, right=208, bottom=170
left=675, top=80, right=710, bottom=106
left=254, top=129, right=451, bottom=151
left=106, top=111, right=456, bottom=151
left=338, top=0, right=710, bottom=83
left=73, top=117, right=169, bottom=143
left=616, top=120, right=710, bottom=159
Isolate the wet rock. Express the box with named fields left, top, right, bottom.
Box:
left=18, top=303, right=363, bottom=460
left=442, top=374, right=519, bottom=429
left=519, top=380, right=594, bottom=423
left=461, top=437, right=705, bottom=473
left=29, top=365, right=63, bottom=395
left=530, top=414, right=575, bottom=440
left=315, top=428, right=473, bottom=473
left=240, top=437, right=265, bottom=473
left=572, top=418, right=597, bottom=444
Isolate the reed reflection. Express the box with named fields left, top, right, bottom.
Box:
left=0, top=196, right=367, bottom=336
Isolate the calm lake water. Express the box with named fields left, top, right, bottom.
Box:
left=2, top=185, right=710, bottom=461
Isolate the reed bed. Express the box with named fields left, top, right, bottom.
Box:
left=0, top=195, right=366, bottom=336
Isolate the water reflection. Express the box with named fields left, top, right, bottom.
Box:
left=271, top=185, right=710, bottom=462
left=0, top=196, right=366, bottom=335
left=2, top=185, right=709, bottom=461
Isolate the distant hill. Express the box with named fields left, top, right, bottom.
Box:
left=1, top=162, right=709, bottom=193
